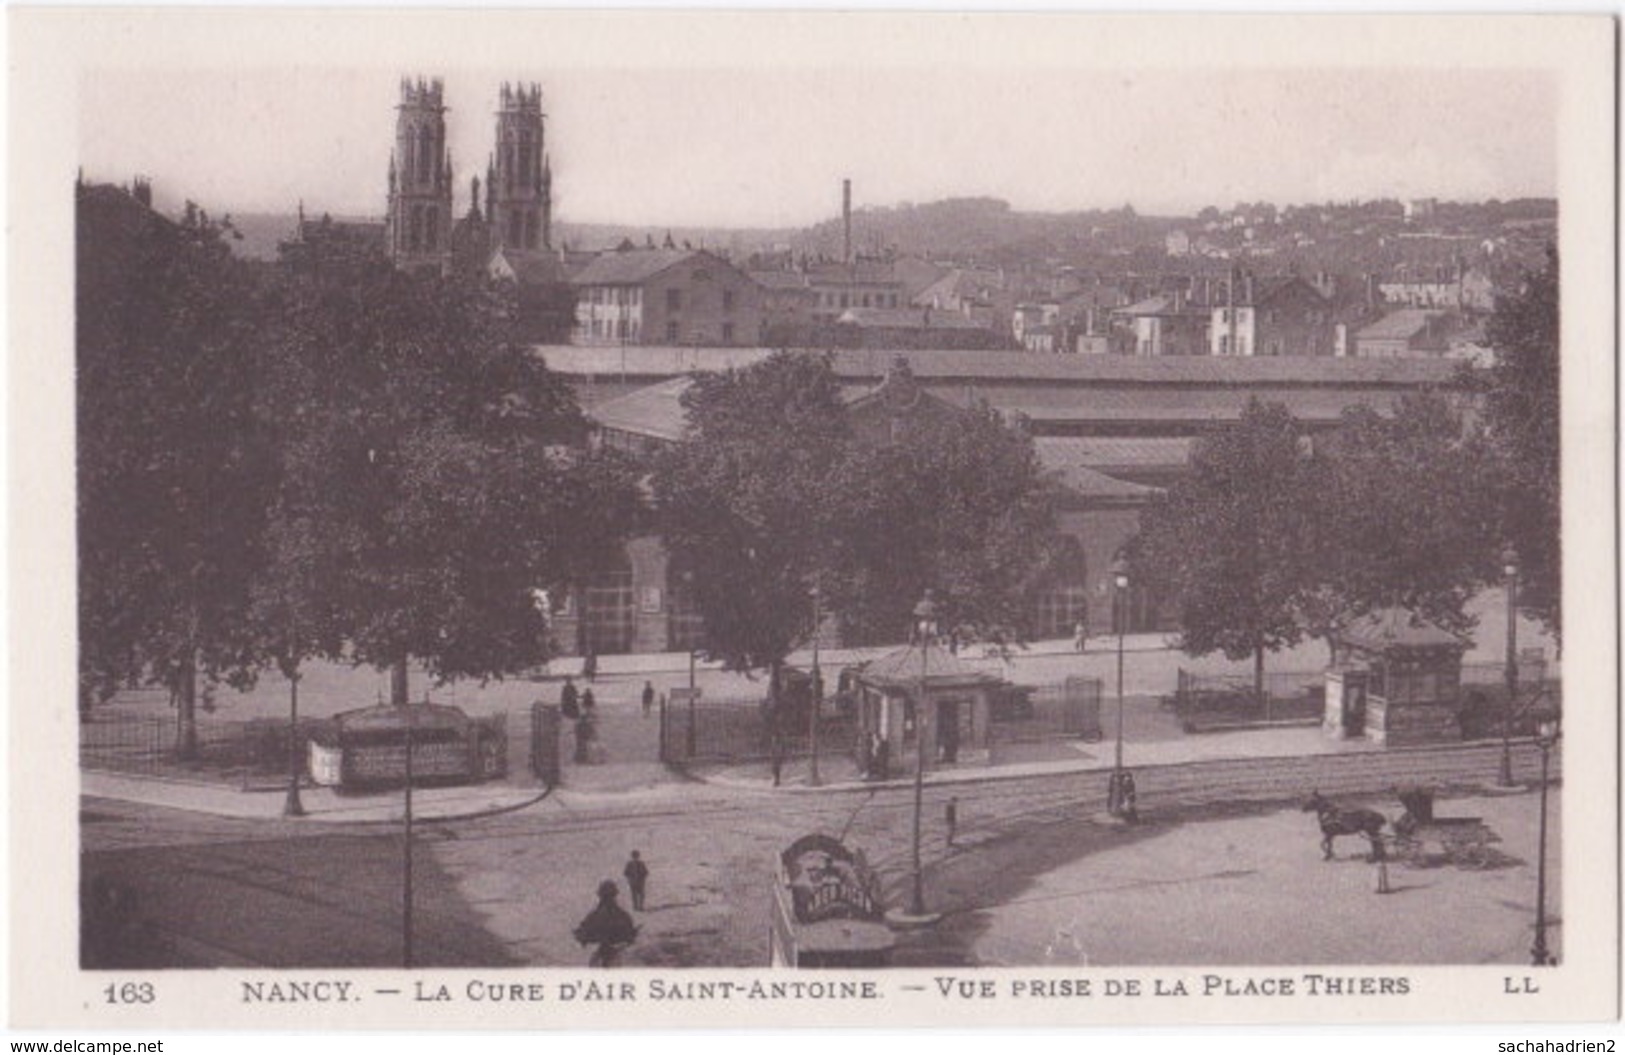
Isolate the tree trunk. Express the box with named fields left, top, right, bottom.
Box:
left=391, top=657, right=410, bottom=706
left=175, top=652, right=199, bottom=761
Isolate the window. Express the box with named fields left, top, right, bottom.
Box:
left=722, top=323, right=735, bottom=343
left=667, top=288, right=681, bottom=311
left=723, top=289, right=735, bottom=312
left=839, top=294, right=849, bottom=308
left=666, top=321, right=679, bottom=342
left=423, top=207, right=438, bottom=250
left=692, top=268, right=711, bottom=282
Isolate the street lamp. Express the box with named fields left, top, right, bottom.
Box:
left=1531, top=704, right=1561, bottom=966
left=909, top=591, right=939, bottom=918
left=1498, top=546, right=1520, bottom=788
left=809, top=584, right=823, bottom=787
left=1107, top=557, right=1135, bottom=820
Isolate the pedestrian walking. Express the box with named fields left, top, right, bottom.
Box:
left=573, top=881, right=638, bottom=967
left=582, top=649, right=598, bottom=683
left=561, top=676, right=580, bottom=719
left=623, top=850, right=650, bottom=911
left=641, top=681, right=656, bottom=718
left=1074, top=618, right=1089, bottom=653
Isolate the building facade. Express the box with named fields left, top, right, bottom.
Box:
left=571, top=248, right=764, bottom=347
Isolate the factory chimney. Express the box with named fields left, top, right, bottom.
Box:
left=843, top=178, right=852, bottom=266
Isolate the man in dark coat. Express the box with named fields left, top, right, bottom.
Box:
left=623, top=850, right=650, bottom=911
left=574, top=881, right=637, bottom=966
left=641, top=681, right=656, bottom=717
left=561, top=677, right=580, bottom=719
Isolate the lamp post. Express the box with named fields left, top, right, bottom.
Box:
left=1107, top=557, right=1134, bottom=819
left=909, top=591, right=938, bottom=918
left=282, top=663, right=305, bottom=818
left=1498, top=546, right=1520, bottom=788
left=1531, top=705, right=1561, bottom=966
left=809, top=585, right=823, bottom=787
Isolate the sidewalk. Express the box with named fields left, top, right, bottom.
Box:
left=687, top=723, right=1382, bottom=794
left=81, top=770, right=552, bottom=824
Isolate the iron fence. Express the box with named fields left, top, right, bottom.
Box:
left=661, top=695, right=862, bottom=764
left=81, top=711, right=508, bottom=789
left=989, top=677, right=1104, bottom=744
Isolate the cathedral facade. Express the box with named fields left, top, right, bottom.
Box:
left=385, top=76, right=554, bottom=277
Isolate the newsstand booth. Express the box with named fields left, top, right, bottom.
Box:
left=309, top=702, right=502, bottom=789
left=851, top=643, right=1003, bottom=777
left=1325, top=609, right=1468, bottom=746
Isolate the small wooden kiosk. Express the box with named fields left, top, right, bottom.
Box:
left=852, top=644, right=1003, bottom=775
left=1327, top=609, right=1468, bottom=746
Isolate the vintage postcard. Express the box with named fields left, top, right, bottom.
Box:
left=8, top=8, right=1618, bottom=1033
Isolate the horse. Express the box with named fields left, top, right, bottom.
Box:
left=1302, top=790, right=1387, bottom=861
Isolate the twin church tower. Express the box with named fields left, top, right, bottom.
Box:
left=385, top=76, right=553, bottom=275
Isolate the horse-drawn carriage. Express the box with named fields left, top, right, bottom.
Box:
left=1391, top=786, right=1499, bottom=869
left=1303, top=787, right=1498, bottom=869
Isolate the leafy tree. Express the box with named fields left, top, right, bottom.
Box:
left=652, top=353, right=849, bottom=707
left=823, top=404, right=1061, bottom=646
left=1134, top=399, right=1321, bottom=701
left=262, top=240, right=641, bottom=701
left=1309, top=394, right=1501, bottom=635
left=76, top=186, right=271, bottom=755
left=1479, top=248, right=1560, bottom=637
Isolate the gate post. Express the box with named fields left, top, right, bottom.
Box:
left=531, top=702, right=561, bottom=789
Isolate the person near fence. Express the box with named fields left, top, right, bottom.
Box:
left=561, top=677, right=580, bottom=720
left=623, top=850, right=650, bottom=911
left=574, top=880, right=637, bottom=967
left=641, top=681, right=655, bottom=718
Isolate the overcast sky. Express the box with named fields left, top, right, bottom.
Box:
left=79, top=65, right=1556, bottom=228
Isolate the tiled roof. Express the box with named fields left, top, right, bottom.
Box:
left=857, top=643, right=1001, bottom=688
left=1336, top=608, right=1466, bottom=652
left=532, top=345, right=1460, bottom=388
left=838, top=308, right=988, bottom=330
left=1356, top=308, right=1447, bottom=342
left=748, top=270, right=811, bottom=291
left=491, top=248, right=566, bottom=286
left=995, top=388, right=1405, bottom=424
left=1033, top=436, right=1193, bottom=470
left=586, top=376, right=692, bottom=442
left=1045, top=463, right=1160, bottom=500
left=570, top=248, right=700, bottom=287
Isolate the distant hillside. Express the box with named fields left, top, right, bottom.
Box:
left=794, top=197, right=1177, bottom=265
left=226, top=211, right=382, bottom=261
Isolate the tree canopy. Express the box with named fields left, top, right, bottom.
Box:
left=1310, top=393, right=1501, bottom=635
left=1134, top=399, right=1320, bottom=696
left=1479, top=248, right=1560, bottom=637
left=77, top=189, right=271, bottom=750
left=652, top=352, right=1062, bottom=679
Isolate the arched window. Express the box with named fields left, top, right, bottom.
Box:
left=417, top=126, right=434, bottom=184
left=518, top=130, right=533, bottom=183
left=423, top=207, right=438, bottom=251
left=408, top=206, right=422, bottom=252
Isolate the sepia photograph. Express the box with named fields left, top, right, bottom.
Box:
left=9, top=8, right=1618, bottom=1033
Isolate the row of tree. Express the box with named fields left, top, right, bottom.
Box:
left=78, top=191, right=641, bottom=755
left=1137, top=250, right=1560, bottom=694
